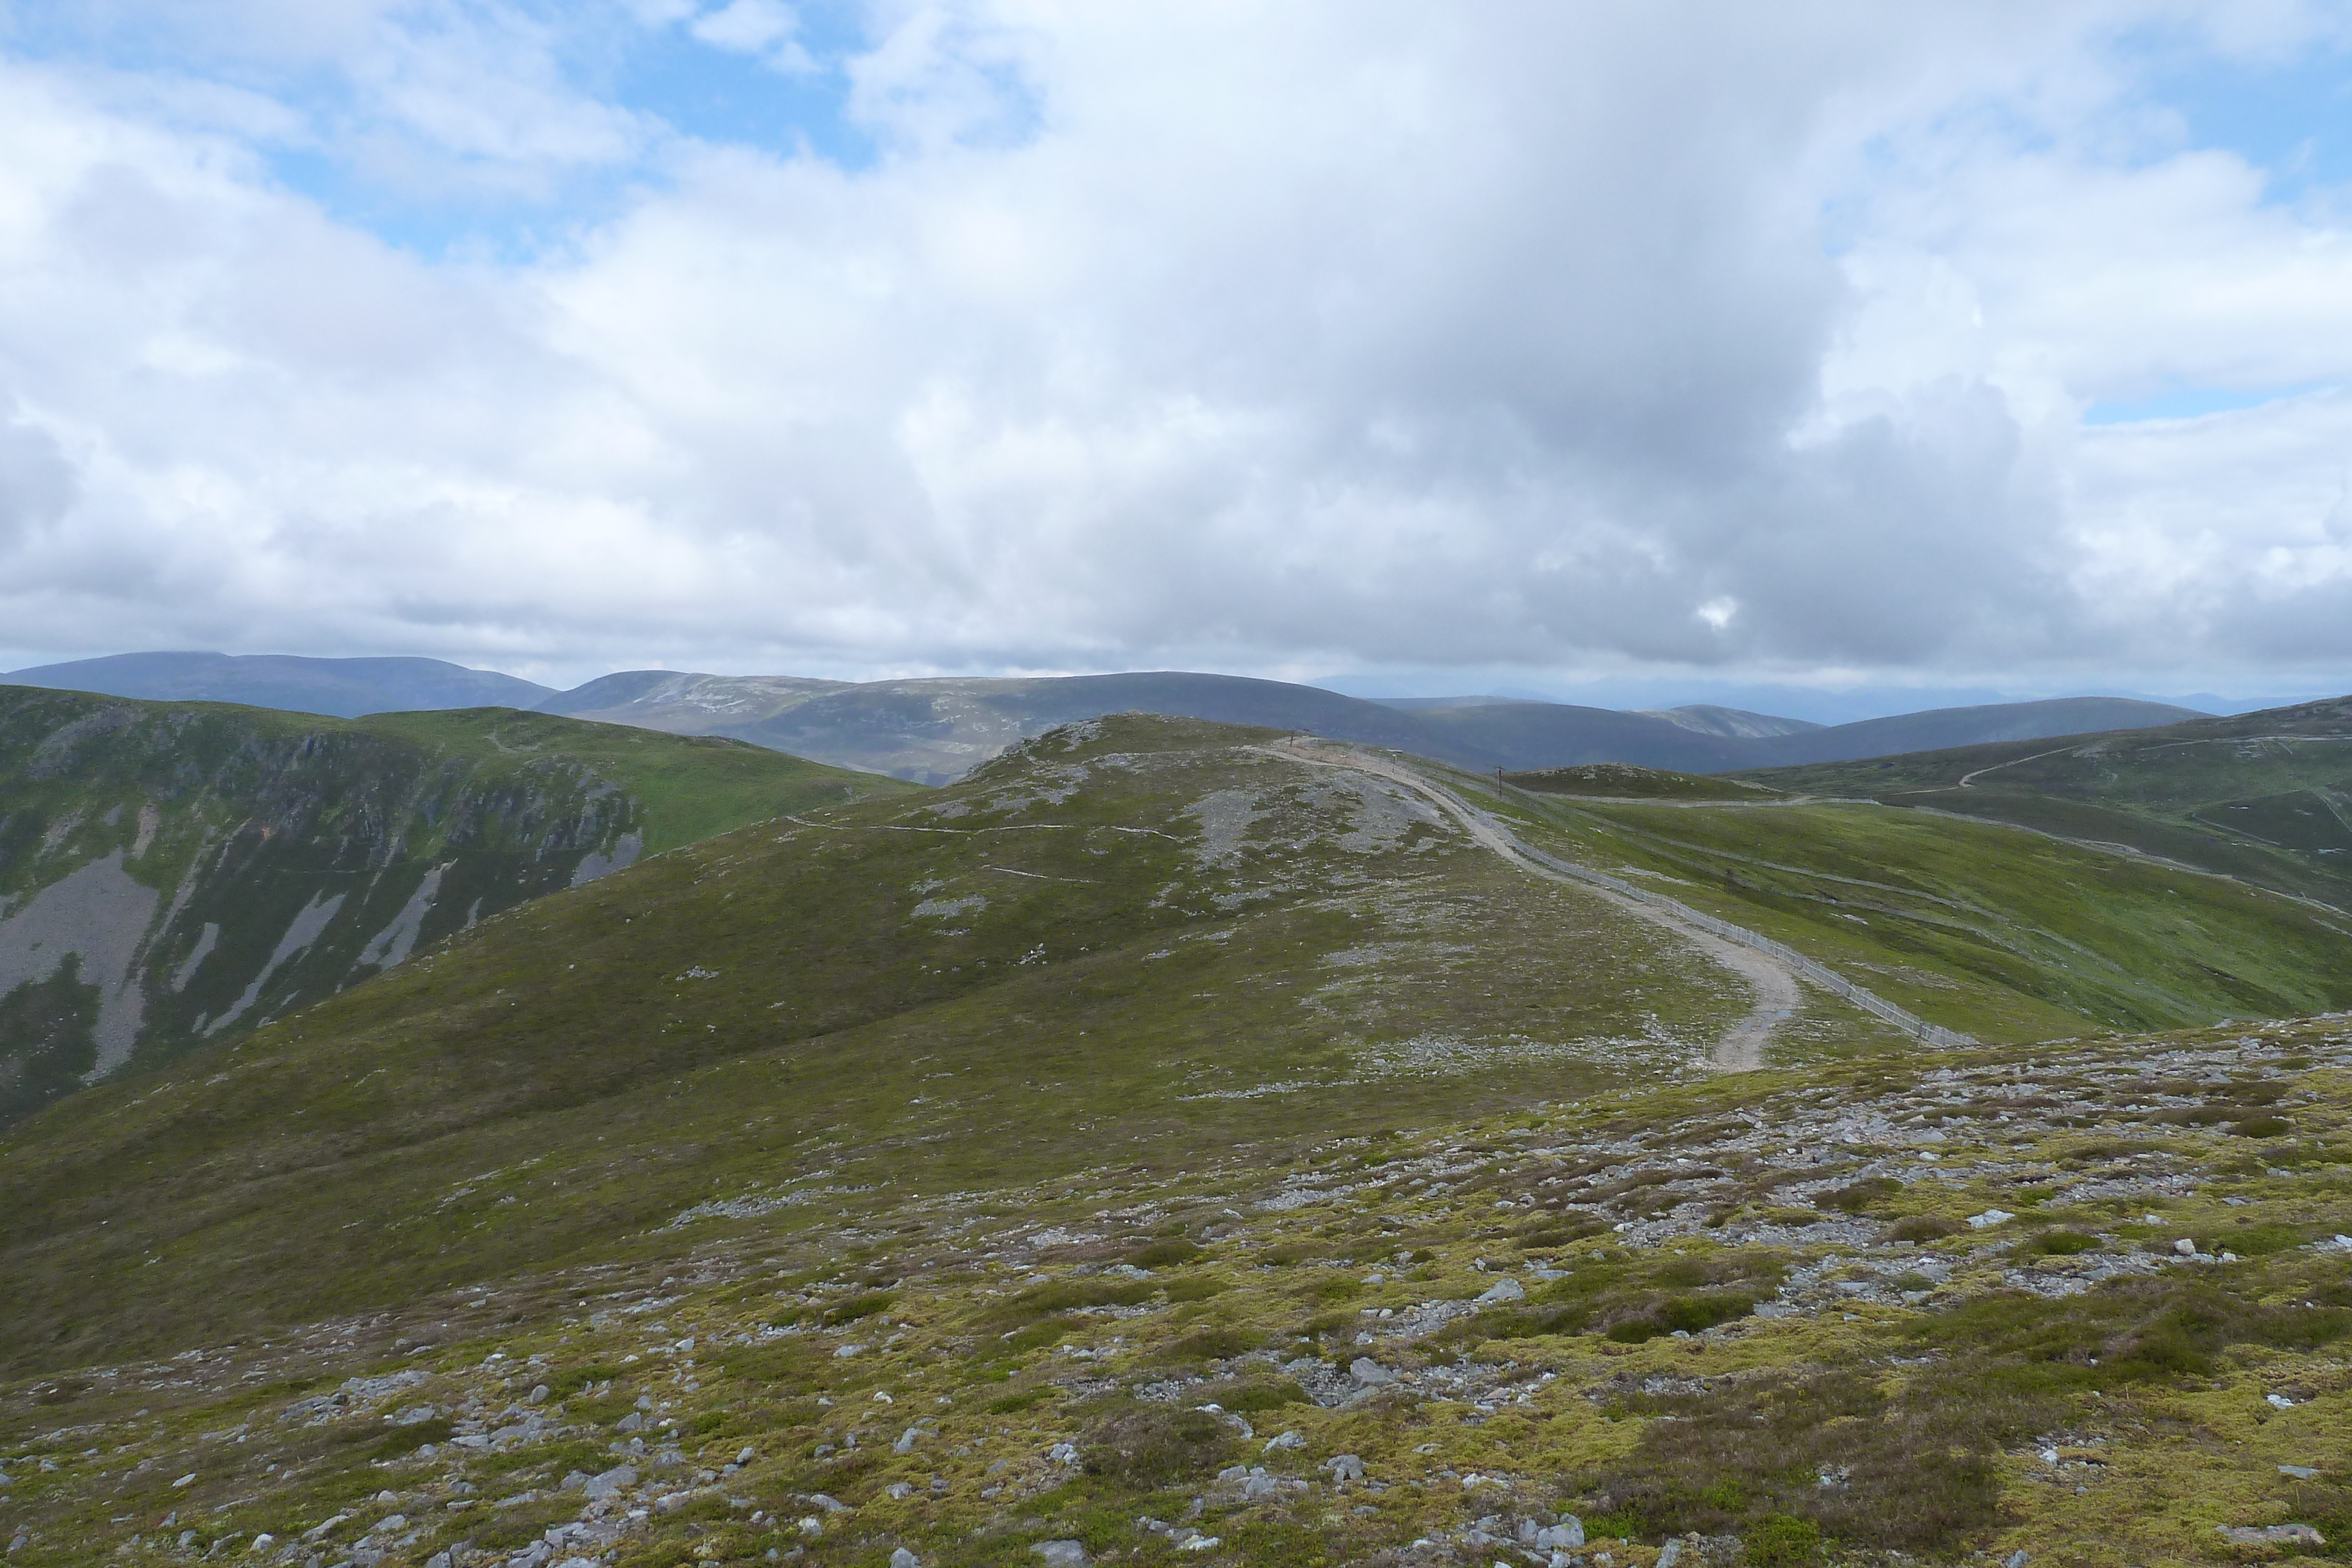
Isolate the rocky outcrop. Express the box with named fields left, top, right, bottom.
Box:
left=0, top=690, right=667, bottom=1125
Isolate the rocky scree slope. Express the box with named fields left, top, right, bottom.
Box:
left=0, top=688, right=913, bottom=1126
left=2, top=1017, right=2351, bottom=1568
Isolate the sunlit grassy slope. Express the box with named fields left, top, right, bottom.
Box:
left=1468, top=778, right=2352, bottom=1044
left=1741, top=693, right=2352, bottom=915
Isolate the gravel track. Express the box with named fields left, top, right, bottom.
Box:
left=1265, top=741, right=1795, bottom=1070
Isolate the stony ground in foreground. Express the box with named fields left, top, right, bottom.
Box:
left=7, top=1013, right=2352, bottom=1568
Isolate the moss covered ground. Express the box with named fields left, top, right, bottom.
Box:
left=5, top=1017, right=2351, bottom=1568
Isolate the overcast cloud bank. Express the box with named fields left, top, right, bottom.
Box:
left=2, top=1, right=2351, bottom=700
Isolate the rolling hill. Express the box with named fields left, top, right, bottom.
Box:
left=539, top=668, right=2203, bottom=782
left=1, top=715, right=2350, bottom=1567
left=1742, top=693, right=2352, bottom=915
left=6, top=653, right=555, bottom=718
left=0, top=687, right=918, bottom=1126
left=14, top=653, right=2207, bottom=780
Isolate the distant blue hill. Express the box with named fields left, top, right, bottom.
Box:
left=6, top=652, right=553, bottom=718
left=4, top=653, right=2212, bottom=778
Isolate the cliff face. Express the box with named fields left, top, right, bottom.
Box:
left=0, top=688, right=916, bottom=1124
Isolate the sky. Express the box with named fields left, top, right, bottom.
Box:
left=4, top=2, right=2352, bottom=717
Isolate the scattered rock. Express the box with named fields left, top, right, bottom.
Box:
left=1263, top=1430, right=1304, bottom=1452
left=895, top=1426, right=924, bottom=1453
left=584, top=1465, right=637, bottom=1500
left=1031, top=1541, right=1090, bottom=1567
left=1967, top=1210, right=2014, bottom=1229
left=1322, top=1453, right=1365, bottom=1483
left=1535, top=1519, right=1585, bottom=1550
left=892, top=1550, right=920, bottom=1568
left=2217, top=1524, right=2325, bottom=1546
left=1475, top=1277, right=1525, bottom=1304
left=1349, top=1357, right=1394, bottom=1385
left=2281, top=1465, right=2321, bottom=1479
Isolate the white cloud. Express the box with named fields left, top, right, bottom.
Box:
left=2, top=1, right=2352, bottom=695
left=689, top=0, right=816, bottom=71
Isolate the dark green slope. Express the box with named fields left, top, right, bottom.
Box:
left=1740, top=693, right=2352, bottom=911
left=0, top=688, right=918, bottom=1125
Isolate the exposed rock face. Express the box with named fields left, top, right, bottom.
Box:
left=0, top=688, right=657, bottom=1124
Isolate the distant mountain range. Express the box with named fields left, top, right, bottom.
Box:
left=9, top=652, right=2209, bottom=782
left=8, top=651, right=552, bottom=717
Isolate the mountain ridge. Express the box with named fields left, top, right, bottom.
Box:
left=6, top=651, right=554, bottom=718
left=12, top=653, right=2206, bottom=781
left=0, top=686, right=918, bottom=1126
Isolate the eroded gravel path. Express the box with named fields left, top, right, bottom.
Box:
left=1266, top=741, right=1795, bottom=1069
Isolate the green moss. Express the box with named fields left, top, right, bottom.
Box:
left=1128, top=1238, right=1202, bottom=1268
left=2016, top=1231, right=2099, bottom=1257
left=1080, top=1406, right=1233, bottom=1487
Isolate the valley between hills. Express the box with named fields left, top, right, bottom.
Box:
left=3, top=704, right=2352, bottom=1568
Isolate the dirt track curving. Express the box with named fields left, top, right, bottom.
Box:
left=1267, top=740, right=1796, bottom=1069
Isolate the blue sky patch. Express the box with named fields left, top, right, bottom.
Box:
left=2084, top=383, right=2335, bottom=425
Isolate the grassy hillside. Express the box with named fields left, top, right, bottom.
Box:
left=0, top=688, right=917, bottom=1125
left=8, top=718, right=2352, bottom=1566
left=1499, top=764, right=1785, bottom=801
left=1743, top=694, right=2352, bottom=914
left=1471, top=778, right=2352, bottom=1044
left=0, top=716, right=1782, bottom=1379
